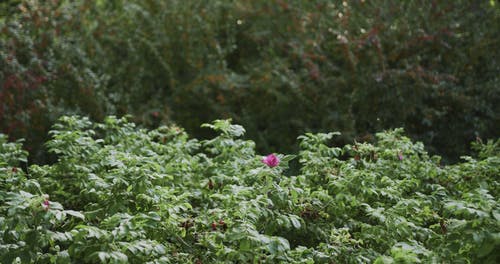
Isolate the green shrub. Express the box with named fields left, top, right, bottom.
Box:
left=1, top=116, right=498, bottom=263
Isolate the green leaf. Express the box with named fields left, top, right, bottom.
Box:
left=65, top=210, right=85, bottom=220
left=289, top=215, right=301, bottom=229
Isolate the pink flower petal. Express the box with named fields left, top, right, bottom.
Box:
left=262, top=154, right=280, bottom=168
left=42, top=200, right=50, bottom=211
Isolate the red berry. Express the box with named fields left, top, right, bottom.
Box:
left=211, top=222, right=217, bottom=231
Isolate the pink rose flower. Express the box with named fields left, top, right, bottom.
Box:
left=42, top=200, right=50, bottom=211
left=262, top=154, right=280, bottom=168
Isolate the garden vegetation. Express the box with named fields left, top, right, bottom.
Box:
left=1, top=1, right=499, bottom=262
left=1, top=116, right=499, bottom=263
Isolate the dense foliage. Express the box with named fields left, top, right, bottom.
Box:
left=1, top=0, right=499, bottom=163
left=1, top=116, right=498, bottom=263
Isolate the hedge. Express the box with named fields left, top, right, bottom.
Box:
left=1, top=0, right=499, bottom=163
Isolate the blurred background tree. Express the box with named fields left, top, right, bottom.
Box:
left=1, top=0, right=499, bottom=163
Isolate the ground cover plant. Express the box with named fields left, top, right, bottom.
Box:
left=1, top=116, right=499, bottom=263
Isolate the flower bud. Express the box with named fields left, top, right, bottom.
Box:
left=42, top=200, right=50, bottom=211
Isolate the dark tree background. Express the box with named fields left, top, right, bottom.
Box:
left=1, top=0, right=499, bottom=163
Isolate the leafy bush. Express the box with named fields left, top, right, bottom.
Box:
left=1, top=0, right=499, bottom=163
left=1, top=116, right=498, bottom=263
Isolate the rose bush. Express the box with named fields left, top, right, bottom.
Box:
left=1, top=116, right=498, bottom=263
